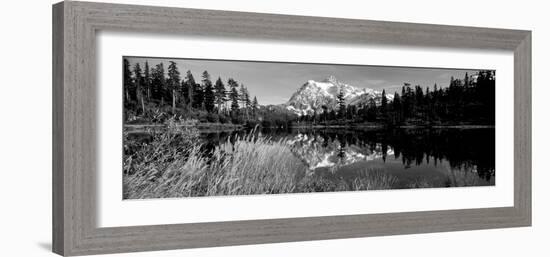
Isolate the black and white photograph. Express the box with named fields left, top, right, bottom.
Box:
left=122, top=56, right=495, bottom=199
left=1, top=0, right=542, bottom=256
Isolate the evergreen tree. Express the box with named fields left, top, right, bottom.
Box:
left=228, top=78, right=240, bottom=119
left=191, top=72, right=203, bottom=109
left=132, top=63, right=145, bottom=115
left=143, top=61, right=151, bottom=101
left=202, top=71, right=215, bottom=112
left=239, top=84, right=251, bottom=120
left=167, top=61, right=181, bottom=114
left=381, top=89, right=388, bottom=121
left=392, top=92, right=402, bottom=124
left=182, top=70, right=196, bottom=108
left=382, top=71, right=495, bottom=126
left=123, top=58, right=132, bottom=103
left=244, top=88, right=251, bottom=109
left=214, top=77, right=227, bottom=113
left=230, top=88, right=239, bottom=117
left=151, top=62, right=166, bottom=106
left=366, top=98, right=377, bottom=121
left=123, top=58, right=494, bottom=129
left=414, top=86, right=424, bottom=120
left=403, top=83, right=413, bottom=119
left=251, top=96, right=258, bottom=118
left=337, top=89, right=346, bottom=119
left=346, top=105, right=357, bottom=120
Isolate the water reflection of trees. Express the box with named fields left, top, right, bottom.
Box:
left=290, top=128, right=495, bottom=181
left=200, top=128, right=495, bottom=182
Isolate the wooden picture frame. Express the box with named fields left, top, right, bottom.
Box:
left=52, top=1, right=531, bottom=256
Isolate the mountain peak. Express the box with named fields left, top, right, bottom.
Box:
left=286, top=77, right=392, bottom=116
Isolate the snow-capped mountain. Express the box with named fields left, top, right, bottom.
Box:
left=286, top=75, right=393, bottom=116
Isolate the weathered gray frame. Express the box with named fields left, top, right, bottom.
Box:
left=52, top=1, right=531, bottom=256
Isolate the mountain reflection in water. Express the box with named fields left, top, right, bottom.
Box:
left=201, top=127, right=495, bottom=189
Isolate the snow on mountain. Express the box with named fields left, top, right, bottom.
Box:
left=286, top=75, right=393, bottom=116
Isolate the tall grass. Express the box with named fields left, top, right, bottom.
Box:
left=123, top=119, right=437, bottom=199
left=123, top=122, right=307, bottom=199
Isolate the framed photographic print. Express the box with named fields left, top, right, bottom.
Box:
left=52, top=1, right=531, bottom=256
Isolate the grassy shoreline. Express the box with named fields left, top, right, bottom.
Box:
left=123, top=120, right=403, bottom=199
left=125, top=122, right=494, bottom=133
left=123, top=119, right=493, bottom=199
left=125, top=122, right=244, bottom=133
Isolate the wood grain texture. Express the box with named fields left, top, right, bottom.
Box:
left=52, top=1, right=532, bottom=256
left=52, top=2, right=65, bottom=255
left=514, top=32, right=532, bottom=224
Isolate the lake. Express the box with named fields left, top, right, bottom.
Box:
left=199, top=127, right=495, bottom=189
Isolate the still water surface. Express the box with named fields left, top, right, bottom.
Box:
left=201, top=127, right=495, bottom=189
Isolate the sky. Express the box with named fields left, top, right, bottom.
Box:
left=126, top=56, right=482, bottom=105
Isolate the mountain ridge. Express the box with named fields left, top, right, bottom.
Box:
left=285, top=75, right=393, bottom=116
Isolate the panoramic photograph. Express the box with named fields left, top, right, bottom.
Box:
left=122, top=56, right=495, bottom=200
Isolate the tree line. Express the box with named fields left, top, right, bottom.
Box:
left=299, top=70, right=495, bottom=126
left=124, top=58, right=261, bottom=124
left=124, top=58, right=495, bottom=128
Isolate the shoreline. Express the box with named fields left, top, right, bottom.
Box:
left=125, top=122, right=245, bottom=133
left=291, top=123, right=494, bottom=129
left=125, top=122, right=494, bottom=133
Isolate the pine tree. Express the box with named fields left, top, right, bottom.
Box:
left=346, top=105, right=356, bottom=120
left=167, top=61, right=181, bottom=114
left=230, top=87, right=239, bottom=116
left=366, top=98, right=377, bottom=121
left=392, top=92, right=402, bottom=124
left=184, top=70, right=203, bottom=110
left=251, top=96, right=258, bottom=118
left=123, top=58, right=132, bottom=103
left=214, top=77, right=227, bottom=113
left=143, top=61, right=151, bottom=101
left=202, top=71, right=215, bottom=113
left=425, top=87, right=431, bottom=121
left=228, top=78, right=240, bottom=119
left=414, top=86, right=424, bottom=118
left=244, top=88, right=251, bottom=109
left=337, top=89, right=346, bottom=119
left=193, top=84, right=203, bottom=110
left=151, top=62, right=166, bottom=106
left=132, top=63, right=145, bottom=115
left=381, top=89, right=388, bottom=121
left=183, top=70, right=196, bottom=108
left=239, top=84, right=251, bottom=120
